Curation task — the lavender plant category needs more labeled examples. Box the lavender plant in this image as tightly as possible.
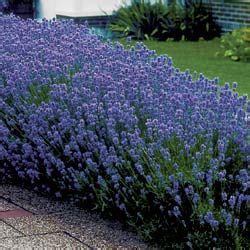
[0,15,249,248]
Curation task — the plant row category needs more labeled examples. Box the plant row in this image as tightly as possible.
[0,15,249,248]
[110,0,220,41]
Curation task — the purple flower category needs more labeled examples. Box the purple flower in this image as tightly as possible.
[232,82,237,89]
[111,174,120,183]
[208,199,214,206]
[225,213,232,226]
[119,203,126,211]
[146,175,152,182]
[185,185,194,196]
[218,170,226,181]
[173,163,179,170]
[55,192,62,198]
[125,176,133,183]
[221,192,227,201]
[193,193,200,204]
[126,36,132,43]
[204,211,219,229]
[135,164,144,175]
[234,218,239,227]
[174,195,182,205]
[195,171,204,181]
[236,194,245,210]
[169,175,175,183]
[172,206,181,217]
[228,195,236,209]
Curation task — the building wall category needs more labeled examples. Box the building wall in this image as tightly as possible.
[34,0,125,19]
[203,0,250,32]
[56,0,124,17]
[34,0,56,19]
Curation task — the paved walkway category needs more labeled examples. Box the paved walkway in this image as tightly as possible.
[0,184,148,249]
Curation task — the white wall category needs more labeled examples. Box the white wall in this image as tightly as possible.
[56,0,125,17]
[38,0,164,20]
[39,0,56,19]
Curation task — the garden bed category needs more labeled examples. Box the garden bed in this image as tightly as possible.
[0,15,249,248]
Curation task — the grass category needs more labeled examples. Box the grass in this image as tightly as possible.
[120,38,250,96]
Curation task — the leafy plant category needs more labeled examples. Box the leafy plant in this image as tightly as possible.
[110,0,182,41]
[161,0,184,41]
[182,0,221,41]
[219,27,250,62]
[110,0,220,41]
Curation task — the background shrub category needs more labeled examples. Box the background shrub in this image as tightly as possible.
[110,0,220,41]
[110,0,174,40]
[182,0,221,41]
[219,27,250,62]
[0,15,249,248]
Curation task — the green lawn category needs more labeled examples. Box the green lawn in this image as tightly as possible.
[121,39,250,96]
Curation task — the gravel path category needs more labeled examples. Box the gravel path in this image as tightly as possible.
[0,184,149,249]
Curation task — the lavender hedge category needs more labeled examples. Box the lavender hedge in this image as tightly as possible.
[0,15,249,248]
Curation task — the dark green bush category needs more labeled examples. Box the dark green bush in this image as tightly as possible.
[110,0,174,41]
[110,0,220,41]
[182,0,221,41]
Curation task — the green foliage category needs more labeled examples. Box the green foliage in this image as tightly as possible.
[110,0,173,41]
[110,0,220,41]
[182,0,221,41]
[219,27,250,62]
[186,230,241,249]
